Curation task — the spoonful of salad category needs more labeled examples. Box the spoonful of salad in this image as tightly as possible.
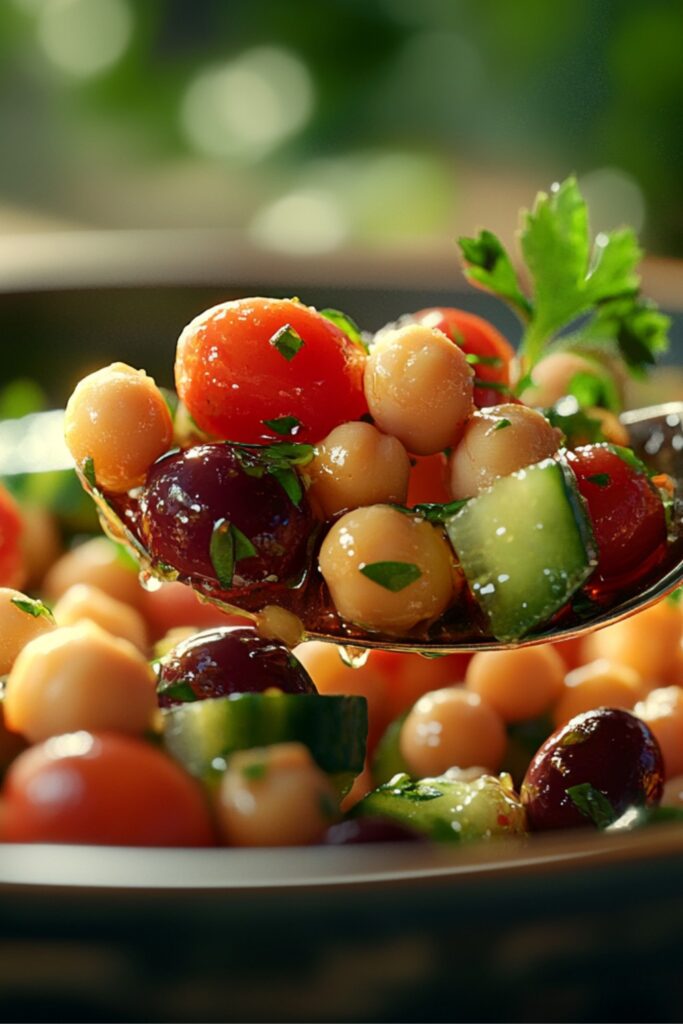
[61,178,681,653]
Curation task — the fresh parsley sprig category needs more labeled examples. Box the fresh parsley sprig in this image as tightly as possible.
[458,176,670,377]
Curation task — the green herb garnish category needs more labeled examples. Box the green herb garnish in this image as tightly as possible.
[209,519,258,589]
[82,455,97,489]
[473,378,510,394]
[262,416,302,437]
[494,418,512,432]
[359,561,422,592]
[232,441,314,506]
[586,473,611,488]
[158,680,198,703]
[544,400,605,446]
[319,308,367,351]
[269,324,304,361]
[10,596,55,622]
[566,782,617,828]
[241,761,267,781]
[464,352,503,368]
[567,370,619,412]
[385,773,444,802]
[412,498,469,523]
[459,176,670,376]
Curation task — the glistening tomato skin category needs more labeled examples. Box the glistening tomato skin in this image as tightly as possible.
[0,484,24,587]
[175,297,368,444]
[413,307,515,408]
[1,732,216,846]
[565,445,668,595]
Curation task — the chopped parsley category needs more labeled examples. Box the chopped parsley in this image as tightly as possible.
[359,561,422,592]
[10,596,55,622]
[473,378,510,394]
[262,416,302,437]
[319,308,367,351]
[269,324,304,361]
[494,418,512,432]
[82,455,97,489]
[586,473,611,488]
[209,518,257,590]
[464,353,503,368]
[158,680,198,703]
[566,782,617,828]
[232,441,313,507]
[241,761,268,781]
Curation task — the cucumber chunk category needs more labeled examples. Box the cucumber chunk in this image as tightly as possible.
[446,456,597,642]
[354,771,527,842]
[163,693,367,795]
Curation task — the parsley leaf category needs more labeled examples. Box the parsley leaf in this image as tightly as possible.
[269,324,304,361]
[319,308,367,351]
[494,418,512,432]
[158,680,199,703]
[586,473,611,488]
[359,561,422,592]
[209,519,257,590]
[82,455,97,489]
[566,782,617,828]
[473,378,510,394]
[458,229,532,320]
[231,442,313,506]
[411,498,469,523]
[262,416,301,437]
[10,596,55,622]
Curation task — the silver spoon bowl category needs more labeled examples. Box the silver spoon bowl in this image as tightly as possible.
[3,403,682,654]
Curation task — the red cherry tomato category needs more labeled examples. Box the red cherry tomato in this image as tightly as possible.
[406,453,451,506]
[142,580,250,643]
[175,297,368,444]
[0,485,24,587]
[413,307,515,408]
[2,732,216,846]
[566,445,668,594]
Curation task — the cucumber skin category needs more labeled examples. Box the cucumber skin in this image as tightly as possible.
[446,456,598,642]
[163,693,367,792]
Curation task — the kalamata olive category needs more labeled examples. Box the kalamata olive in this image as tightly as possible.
[321,816,425,844]
[156,625,317,707]
[139,443,316,605]
[521,707,664,831]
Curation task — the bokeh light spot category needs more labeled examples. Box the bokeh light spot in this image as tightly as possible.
[181,47,314,162]
[37,0,133,79]
[578,167,646,236]
[249,190,346,255]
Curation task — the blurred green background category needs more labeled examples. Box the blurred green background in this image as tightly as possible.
[1,0,682,259]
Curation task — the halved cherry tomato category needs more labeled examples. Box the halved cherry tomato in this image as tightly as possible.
[0,485,24,588]
[413,307,515,408]
[2,731,216,846]
[566,445,668,595]
[175,297,368,444]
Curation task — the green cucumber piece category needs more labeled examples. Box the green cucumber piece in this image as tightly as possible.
[163,693,367,795]
[446,456,597,642]
[371,712,410,786]
[354,772,527,842]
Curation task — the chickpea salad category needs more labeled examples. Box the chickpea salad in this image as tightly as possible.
[0,176,682,848]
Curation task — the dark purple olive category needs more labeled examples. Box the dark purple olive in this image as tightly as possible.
[138,443,316,602]
[156,625,317,707]
[521,707,664,831]
[321,816,425,845]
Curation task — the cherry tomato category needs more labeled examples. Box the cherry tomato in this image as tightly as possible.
[2,732,216,846]
[175,297,368,444]
[0,485,24,588]
[413,307,515,408]
[142,580,249,643]
[405,453,451,506]
[566,445,668,594]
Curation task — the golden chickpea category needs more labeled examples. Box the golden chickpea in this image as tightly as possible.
[216,743,338,846]
[634,686,683,779]
[448,404,562,500]
[581,600,682,688]
[304,421,411,520]
[4,621,157,744]
[43,537,144,609]
[53,583,148,653]
[318,505,458,635]
[0,587,56,676]
[364,324,474,455]
[64,362,173,493]
[465,645,565,723]
[400,686,506,777]
[19,503,62,590]
[519,351,617,408]
[553,659,645,727]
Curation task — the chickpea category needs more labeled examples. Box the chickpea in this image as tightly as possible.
[553,659,644,727]
[4,621,157,744]
[303,421,410,520]
[448,404,562,500]
[581,600,682,688]
[634,686,683,779]
[400,686,506,777]
[465,645,565,723]
[64,362,173,493]
[53,583,148,653]
[43,537,144,609]
[19,503,62,590]
[364,324,474,455]
[216,742,338,846]
[586,407,629,447]
[661,774,683,809]
[0,587,56,676]
[318,505,458,635]
[519,351,618,408]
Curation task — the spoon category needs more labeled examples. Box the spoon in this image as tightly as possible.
[2,403,682,654]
